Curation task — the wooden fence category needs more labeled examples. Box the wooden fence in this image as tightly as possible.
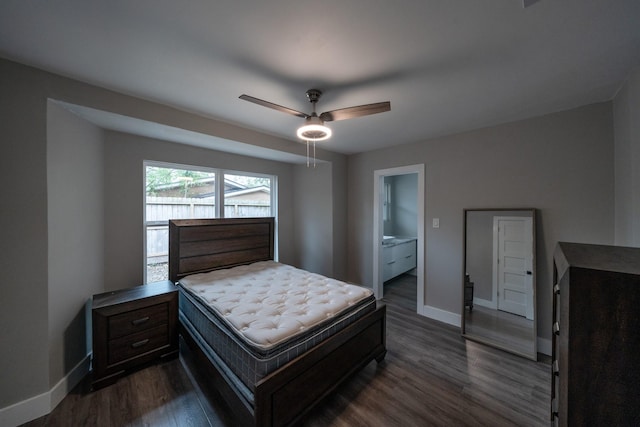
[146,197,270,264]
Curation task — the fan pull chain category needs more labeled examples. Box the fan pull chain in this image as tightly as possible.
[305,140,317,168]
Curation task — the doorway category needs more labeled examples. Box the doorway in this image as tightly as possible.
[373,164,424,314]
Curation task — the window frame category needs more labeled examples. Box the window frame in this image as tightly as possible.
[143,160,277,282]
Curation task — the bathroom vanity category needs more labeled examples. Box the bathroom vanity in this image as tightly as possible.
[382,238,417,282]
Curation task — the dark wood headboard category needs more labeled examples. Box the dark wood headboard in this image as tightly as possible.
[168,217,275,283]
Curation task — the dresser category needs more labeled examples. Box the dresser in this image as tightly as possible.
[92,280,179,389]
[551,242,640,426]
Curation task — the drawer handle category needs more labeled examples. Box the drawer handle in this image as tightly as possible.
[553,360,559,376]
[553,284,560,295]
[131,339,150,349]
[405,255,413,259]
[553,322,560,336]
[387,261,396,265]
[131,316,150,326]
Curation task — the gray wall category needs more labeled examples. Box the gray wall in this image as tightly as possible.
[347,102,615,342]
[292,163,333,277]
[330,154,349,281]
[0,57,347,419]
[290,157,349,281]
[0,59,50,410]
[614,68,640,247]
[47,101,104,386]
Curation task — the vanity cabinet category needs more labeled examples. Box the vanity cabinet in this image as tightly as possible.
[551,242,640,426]
[383,239,416,282]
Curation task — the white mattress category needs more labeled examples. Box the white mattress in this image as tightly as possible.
[179,260,374,352]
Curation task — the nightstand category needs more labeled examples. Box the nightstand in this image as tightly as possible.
[91,280,179,389]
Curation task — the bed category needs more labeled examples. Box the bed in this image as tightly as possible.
[169,217,386,427]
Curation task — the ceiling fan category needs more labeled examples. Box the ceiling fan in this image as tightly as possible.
[239,89,391,141]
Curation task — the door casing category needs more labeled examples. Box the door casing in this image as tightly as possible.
[373,164,424,314]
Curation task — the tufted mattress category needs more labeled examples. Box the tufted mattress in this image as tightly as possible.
[177,260,375,399]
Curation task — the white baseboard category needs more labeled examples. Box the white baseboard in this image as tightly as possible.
[0,354,91,427]
[420,304,461,328]
[0,390,50,427]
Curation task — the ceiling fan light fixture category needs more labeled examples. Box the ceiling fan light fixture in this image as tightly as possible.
[240,89,389,144]
[296,116,332,141]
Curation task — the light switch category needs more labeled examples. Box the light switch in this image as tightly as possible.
[433,218,440,228]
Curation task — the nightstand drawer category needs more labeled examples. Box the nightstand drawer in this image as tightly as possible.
[92,281,178,389]
[108,302,168,339]
[108,325,169,365]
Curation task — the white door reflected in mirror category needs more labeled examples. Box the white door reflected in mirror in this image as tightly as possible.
[462,208,537,361]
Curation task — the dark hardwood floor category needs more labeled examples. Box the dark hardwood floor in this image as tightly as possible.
[22,274,550,426]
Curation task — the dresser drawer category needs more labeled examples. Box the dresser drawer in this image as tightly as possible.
[108,324,170,365]
[108,302,168,339]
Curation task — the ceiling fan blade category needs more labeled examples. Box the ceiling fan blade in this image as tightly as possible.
[239,94,309,118]
[319,101,390,122]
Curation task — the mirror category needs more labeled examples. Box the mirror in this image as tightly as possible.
[462,208,537,360]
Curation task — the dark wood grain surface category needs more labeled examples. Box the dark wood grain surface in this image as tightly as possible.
[552,242,640,426]
[92,280,177,310]
[169,217,275,282]
[23,274,550,426]
[91,281,179,389]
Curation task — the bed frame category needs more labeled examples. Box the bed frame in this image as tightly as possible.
[169,217,386,427]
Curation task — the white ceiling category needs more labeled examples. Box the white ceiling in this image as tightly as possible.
[1,0,639,155]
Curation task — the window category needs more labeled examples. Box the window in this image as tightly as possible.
[383,181,392,222]
[144,163,275,282]
[223,173,272,218]
[145,165,217,282]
